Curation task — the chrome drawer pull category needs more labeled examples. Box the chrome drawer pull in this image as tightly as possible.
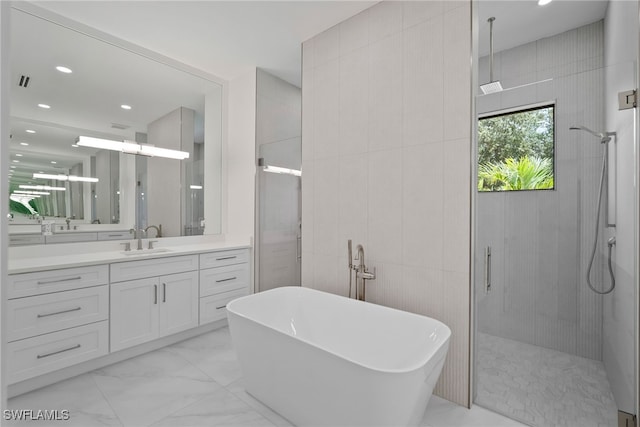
[216,305,227,310]
[154,285,158,304]
[37,276,82,285]
[37,344,81,359]
[108,234,123,237]
[37,307,81,318]
[216,256,237,261]
[163,283,166,303]
[215,277,237,283]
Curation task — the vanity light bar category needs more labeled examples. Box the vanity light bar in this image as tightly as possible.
[19,184,66,191]
[190,185,203,190]
[263,165,302,177]
[13,190,50,195]
[32,173,99,183]
[77,136,189,160]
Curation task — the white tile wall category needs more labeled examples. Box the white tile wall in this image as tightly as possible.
[301,0,472,407]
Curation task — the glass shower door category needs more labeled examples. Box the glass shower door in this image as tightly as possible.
[256,138,301,292]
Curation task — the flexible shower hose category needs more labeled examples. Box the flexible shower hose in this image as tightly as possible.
[586,148,616,294]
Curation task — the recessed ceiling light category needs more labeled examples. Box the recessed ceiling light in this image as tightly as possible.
[12,160,19,163]
[20,142,29,146]
[538,0,552,5]
[50,161,57,164]
[25,129,36,134]
[56,66,73,73]
[38,104,51,109]
[121,104,132,110]
[71,144,79,148]
[10,166,16,169]
[15,153,23,157]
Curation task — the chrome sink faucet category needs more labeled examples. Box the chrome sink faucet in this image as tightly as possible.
[65,217,71,230]
[129,228,146,250]
[145,224,162,238]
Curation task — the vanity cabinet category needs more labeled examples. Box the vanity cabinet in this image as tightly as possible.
[199,249,250,324]
[109,257,199,352]
[6,265,110,383]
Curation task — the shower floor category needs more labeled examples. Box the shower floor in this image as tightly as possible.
[476,332,618,427]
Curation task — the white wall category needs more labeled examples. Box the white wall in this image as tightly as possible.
[603,0,638,414]
[226,68,257,242]
[301,0,472,406]
[476,21,606,361]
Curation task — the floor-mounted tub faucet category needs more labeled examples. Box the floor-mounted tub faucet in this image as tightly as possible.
[348,242,376,301]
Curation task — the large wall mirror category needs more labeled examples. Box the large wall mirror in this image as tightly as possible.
[8,6,223,241]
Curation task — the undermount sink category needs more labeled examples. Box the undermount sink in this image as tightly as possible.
[121,247,172,256]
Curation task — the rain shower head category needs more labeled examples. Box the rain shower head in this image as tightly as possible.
[570,125,616,143]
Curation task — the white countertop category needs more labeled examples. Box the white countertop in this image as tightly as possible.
[9,238,251,275]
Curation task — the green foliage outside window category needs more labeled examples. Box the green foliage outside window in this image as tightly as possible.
[478,105,555,192]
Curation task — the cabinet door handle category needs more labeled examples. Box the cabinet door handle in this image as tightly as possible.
[216,305,227,310]
[37,344,81,359]
[216,256,237,261]
[215,277,237,283]
[154,285,158,304]
[37,276,82,285]
[163,283,166,303]
[37,307,81,318]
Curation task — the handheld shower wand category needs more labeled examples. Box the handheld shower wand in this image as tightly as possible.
[347,239,353,298]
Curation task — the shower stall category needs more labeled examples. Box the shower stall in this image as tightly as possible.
[473,2,638,426]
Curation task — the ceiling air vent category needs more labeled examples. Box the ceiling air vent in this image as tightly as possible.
[18,75,30,88]
[111,123,129,130]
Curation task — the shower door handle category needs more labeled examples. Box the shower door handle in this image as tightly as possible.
[484,246,492,293]
[296,236,302,262]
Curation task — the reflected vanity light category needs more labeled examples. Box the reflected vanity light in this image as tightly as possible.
[19,184,66,191]
[33,172,98,183]
[190,185,203,190]
[38,103,51,109]
[538,0,553,5]
[56,66,72,73]
[77,136,189,160]
[263,165,302,177]
[13,190,50,195]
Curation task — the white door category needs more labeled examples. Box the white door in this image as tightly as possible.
[159,271,199,337]
[110,277,159,351]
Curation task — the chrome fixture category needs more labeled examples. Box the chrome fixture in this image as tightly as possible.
[347,241,376,301]
[480,17,503,94]
[65,217,71,230]
[148,240,158,250]
[145,224,162,238]
[484,246,492,294]
[120,242,131,252]
[129,228,146,250]
[570,125,617,294]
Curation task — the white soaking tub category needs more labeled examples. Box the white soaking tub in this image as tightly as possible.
[226,286,451,426]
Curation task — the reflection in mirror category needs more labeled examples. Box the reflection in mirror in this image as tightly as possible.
[8,6,222,240]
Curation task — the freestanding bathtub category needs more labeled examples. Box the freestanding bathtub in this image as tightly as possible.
[226,286,451,426]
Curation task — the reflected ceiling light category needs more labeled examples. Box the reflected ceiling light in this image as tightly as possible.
[263,165,302,177]
[14,190,50,195]
[20,142,29,146]
[20,184,66,191]
[538,0,553,5]
[25,129,36,134]
[10,166,15,169]
[190,185,203,190]
[71,144,79,148]
[15,154,23,157]
[77,136,190,160]
[38,103,51,109]
[12,160,19,163]
[120,104,132,110]
[33,172,98,183]
[56,66,73,73]
[50,161,57,164]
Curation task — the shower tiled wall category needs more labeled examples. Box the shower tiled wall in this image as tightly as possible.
[301,1,472,406]
[476,21,606,360]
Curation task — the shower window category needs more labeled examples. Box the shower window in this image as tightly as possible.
[478,103,555,192]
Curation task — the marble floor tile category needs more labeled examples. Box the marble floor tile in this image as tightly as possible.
[91,349,222,426]
[476,332,618,427]
[6,373,122,426]
[163,327,243,386]
[423,396,528,427]
[226,378,295,427]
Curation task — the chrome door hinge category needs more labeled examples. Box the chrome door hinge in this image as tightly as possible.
[618,89,637,110]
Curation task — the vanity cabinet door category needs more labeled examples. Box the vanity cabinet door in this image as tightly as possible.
[110,277,160,352]
[158,271,199,337]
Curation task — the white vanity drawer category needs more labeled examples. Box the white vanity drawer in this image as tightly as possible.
[7,321,109,384]
[200,264,249,297]
[110,254,198,283]
[45,232,97,244]
[199,249,249,269]
[9,234,45,246]
[7,285,109,342]
[199,288,249,325]
[97,230,133,241]
[8,265,109,299]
